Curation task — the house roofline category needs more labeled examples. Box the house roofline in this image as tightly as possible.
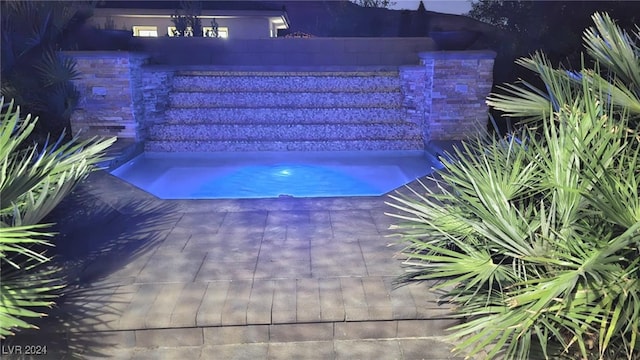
[93,8,286,18]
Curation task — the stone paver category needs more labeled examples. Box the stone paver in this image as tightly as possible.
[136,252,206,283]
[130,347,203,360]
[385,277,419,320]
[145,282,185,328]
[102,284,144,330]
[318,277,346,322]
[199,343,269,360]
[335,320,397,340]
[170,282,208,327]
[399,338,465,360]
[269,323,333,342]
[196,280,231,326]
[196,258,256,281]
[267,341,335,360]
[220,280,253,325]
[330,210,381,237]
[311,242,368,276]
[334,339,403,360]
[203,325,269,345]
[397,319,459,338]
[117,284,156,330]
[362,276,395,320]
[271,278,297,324]
[173,212,226,235]
[296,278,322,322]
[247,280,275,324]
[135,328,203,347]
[340,277,370,321]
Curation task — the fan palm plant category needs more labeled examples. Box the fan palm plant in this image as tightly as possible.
[387,12,640,360]
[0,97,114,337]
[0,0,93,142]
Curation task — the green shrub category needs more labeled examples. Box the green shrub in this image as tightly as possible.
[0,98,114,337]
[0,1,93,142]
[386,13,640,360]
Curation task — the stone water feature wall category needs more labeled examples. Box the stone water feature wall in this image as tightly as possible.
[147,69,420,152]
[69,52,147,140]
[66,48,495,148]
[419,51,496,140]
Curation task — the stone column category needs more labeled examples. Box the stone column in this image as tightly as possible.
[399,65,430,148]
[418,50,496,141]
[65,51,149,140]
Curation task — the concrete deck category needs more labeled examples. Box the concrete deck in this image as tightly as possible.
[4,163,467,359]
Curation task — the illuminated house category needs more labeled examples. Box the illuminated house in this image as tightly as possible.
[89,1,290,38]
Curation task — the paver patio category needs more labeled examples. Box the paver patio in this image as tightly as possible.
[4,157,468,359]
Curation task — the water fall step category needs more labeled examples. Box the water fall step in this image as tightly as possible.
[146,69,423,152]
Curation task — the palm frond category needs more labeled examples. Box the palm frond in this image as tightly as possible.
[0,96,114,337]
[35,49,81,88]
[387,12,640,359]
[584,12,640,93]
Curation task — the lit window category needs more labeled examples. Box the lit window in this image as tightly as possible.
[132,26,158,37]
[168,26,193,37]
[204,26,229,38]
[168,26,228,38]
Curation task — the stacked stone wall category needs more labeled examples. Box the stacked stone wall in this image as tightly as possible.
[399,66,429,147]
[68,52,148,140]
[419,51,496,140]
[138,67,174,141]
[65,48,496,145]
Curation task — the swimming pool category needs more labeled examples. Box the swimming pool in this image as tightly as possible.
[110,151,441,199]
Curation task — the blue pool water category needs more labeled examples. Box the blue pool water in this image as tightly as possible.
[110,151,441,199]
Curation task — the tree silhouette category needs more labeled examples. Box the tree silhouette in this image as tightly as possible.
[351,0,396,8]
